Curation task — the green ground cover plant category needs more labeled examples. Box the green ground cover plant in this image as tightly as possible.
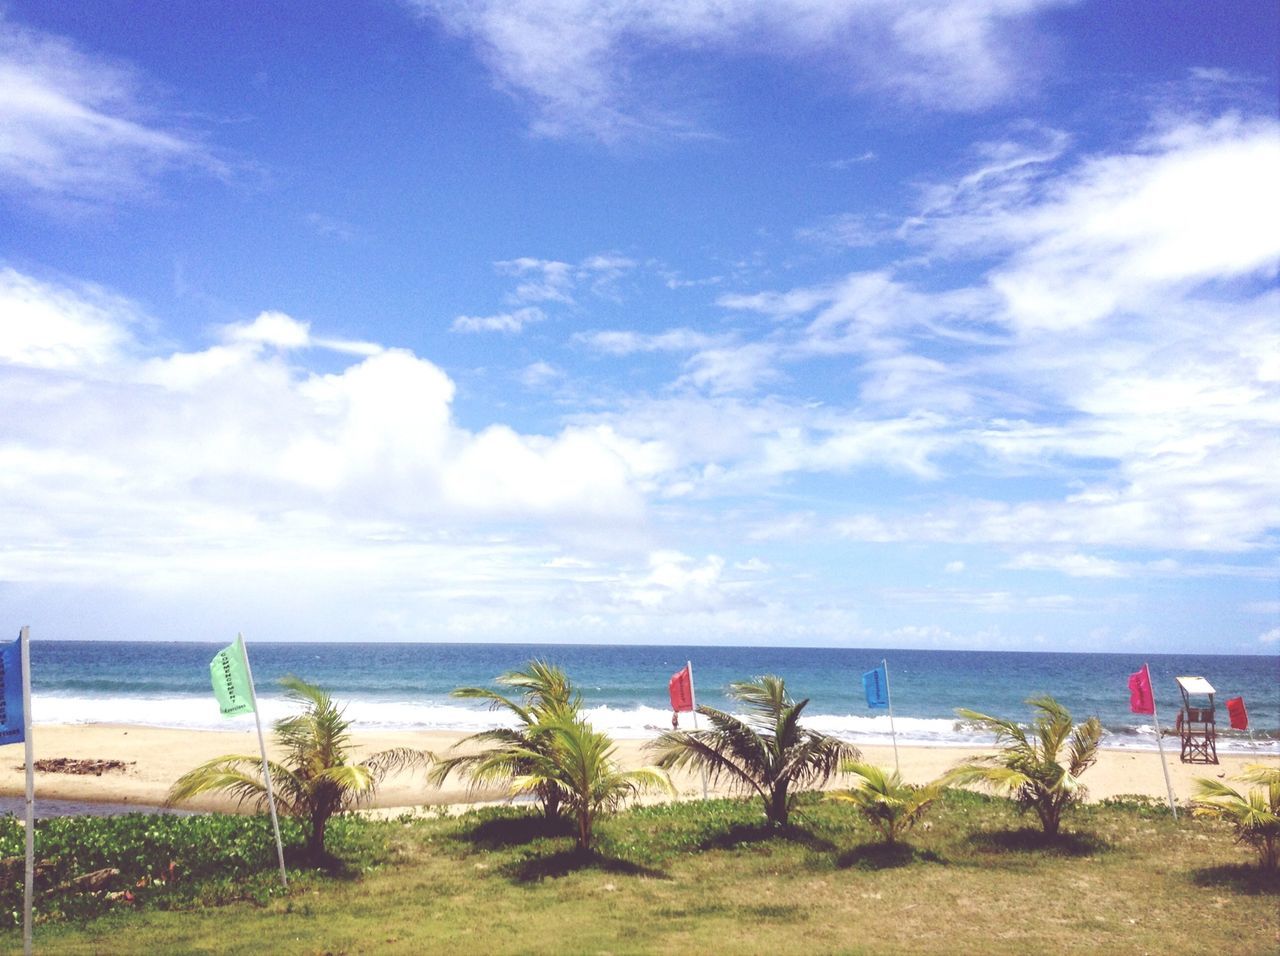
[6,788,1276,954]
[0,810,389,928]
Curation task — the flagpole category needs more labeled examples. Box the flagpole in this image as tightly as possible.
[1145,664,1177,821]
[20,627,33,956]
[688,660,707,800]
[239,635,288,888]
[882,658,899,776]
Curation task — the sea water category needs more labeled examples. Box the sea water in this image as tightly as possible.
[20,641,1278,755]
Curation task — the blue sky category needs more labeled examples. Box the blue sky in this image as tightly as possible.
[1,1,1277,652]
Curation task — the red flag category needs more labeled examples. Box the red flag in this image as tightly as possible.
[1226,696,1248,731]
[668,664,694,713]
[1128,665,1154,715]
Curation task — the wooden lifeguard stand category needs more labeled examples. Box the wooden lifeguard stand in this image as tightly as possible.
[1174,675,1217,764]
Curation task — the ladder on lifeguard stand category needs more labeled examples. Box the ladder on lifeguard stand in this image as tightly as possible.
[1174,675,1218,764]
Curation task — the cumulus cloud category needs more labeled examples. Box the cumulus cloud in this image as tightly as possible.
[0,267,136,368]
[0,269,673,607]
[0,16,222,207]
[613,551,730,611]
[407,0,1069,142]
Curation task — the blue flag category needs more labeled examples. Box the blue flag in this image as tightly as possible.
[0,634,24,746]
[863,664,889,709]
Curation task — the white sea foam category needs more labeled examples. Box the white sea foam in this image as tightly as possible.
[28,693,1277,755]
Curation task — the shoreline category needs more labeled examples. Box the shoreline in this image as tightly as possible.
[3,723,1276,815]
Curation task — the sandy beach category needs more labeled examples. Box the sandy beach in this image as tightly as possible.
[2,723,1273,814]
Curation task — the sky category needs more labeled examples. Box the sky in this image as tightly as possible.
[1,1,1277,653]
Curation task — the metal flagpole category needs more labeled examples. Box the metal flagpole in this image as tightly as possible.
[1145,663,1177,821]
[688,660,707,800]
[882,658,899,776]
[20,626,33,956]
[239,635,289,887]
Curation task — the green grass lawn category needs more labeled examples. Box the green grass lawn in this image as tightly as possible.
[6,791,1278,955]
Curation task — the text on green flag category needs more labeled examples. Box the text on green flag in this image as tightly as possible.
[210,636,255,717]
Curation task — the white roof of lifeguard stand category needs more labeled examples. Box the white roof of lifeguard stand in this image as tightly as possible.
[1175,676,1215,695]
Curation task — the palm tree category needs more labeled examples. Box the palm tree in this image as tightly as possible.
[649,675,859,829]
[945,696,1102,837]
[1193,764,1280,871]
[428,660,580,819]
[830,762,944,845]
[505,716,674,852]
[167,676,429,861]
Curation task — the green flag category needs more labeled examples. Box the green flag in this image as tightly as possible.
[210,635,255,718]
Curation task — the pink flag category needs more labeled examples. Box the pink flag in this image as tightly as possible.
[1226,696,1248,731]
[1128,665,1154,715]
[668,664,694,713]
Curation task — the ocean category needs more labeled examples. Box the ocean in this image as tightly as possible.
[19,641,1279,755]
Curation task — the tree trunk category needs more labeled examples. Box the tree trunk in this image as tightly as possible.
[1038,799,1061,837]
[309,811,328,861]
[542,787,561,821]
[767,782,790,828]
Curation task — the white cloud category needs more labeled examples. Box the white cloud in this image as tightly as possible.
[0,267,135,368]
[795,212,889,249]
[0,269,668,594]
[679,342,781,395]
[498,257,576,304]
[944,560,965,574]
[680,110,1280,555]
[1007,552,1126,578]
[1259,627,1280,646]
[304,212,357,241]
[614,551,730,610]
[223,311,312,350]
[578,328,722,355]
[908,115,1280,332]
[520,360,561,388]
[823,151,877,170]
[0,17,222,207]
[451,306,546,333]
[456,254,641,331]
[407,0,1069,142]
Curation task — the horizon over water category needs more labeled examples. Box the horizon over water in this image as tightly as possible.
[20,641,1279,756]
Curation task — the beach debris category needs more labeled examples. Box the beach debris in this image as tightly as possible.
[2,856,55,884]
[14,758,135,776]
[50,867,121,895]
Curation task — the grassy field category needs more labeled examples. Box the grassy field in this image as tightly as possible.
[6,791,1278,955]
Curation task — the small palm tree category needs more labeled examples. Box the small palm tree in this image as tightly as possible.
[505,716,674,852]
[945,696,1102,837]
[167,676,429,861]
[428,660,580,819]
[830,762,944,845]
[1193,764,1280,871]
[649,675,859,829]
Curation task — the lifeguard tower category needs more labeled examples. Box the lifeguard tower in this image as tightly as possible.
[1174,675,1217,764]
